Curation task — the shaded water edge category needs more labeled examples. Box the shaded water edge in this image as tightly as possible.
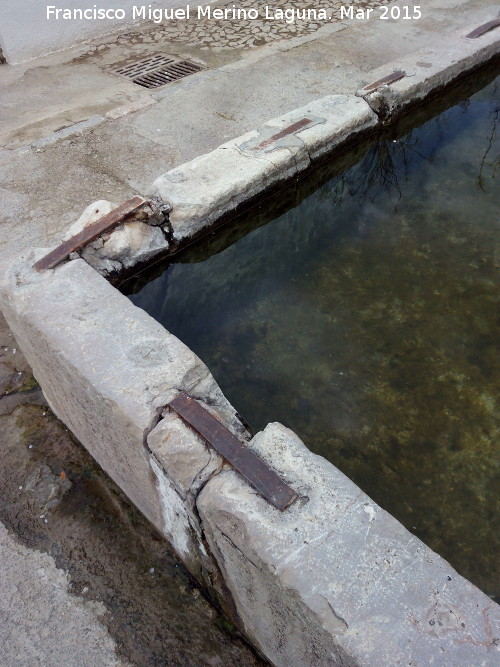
[122,69,500,600]
[120,58,500,283]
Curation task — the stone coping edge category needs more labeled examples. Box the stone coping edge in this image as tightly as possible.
[356,6,500,119]
[146,16,499,254]
[0,253,498,666]
[26,17,499,281]
[149,94,378,246]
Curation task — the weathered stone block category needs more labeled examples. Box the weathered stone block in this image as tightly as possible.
[0,254,243,537]
[63,199,116,238]
[81,220,168,274]
[263,95,378,161]
[148,411,223,501]
[147,411,224,582]
[150,141,302,243]
[198,423,500,666]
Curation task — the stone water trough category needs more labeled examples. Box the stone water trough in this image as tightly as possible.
[1,24,499,667]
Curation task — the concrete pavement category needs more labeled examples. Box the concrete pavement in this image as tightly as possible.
[0,522,126,667]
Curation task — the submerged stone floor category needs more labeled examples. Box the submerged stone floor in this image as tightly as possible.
[0,0,498,662]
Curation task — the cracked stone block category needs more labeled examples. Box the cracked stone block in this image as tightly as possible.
[150,140,302,243]
[283,95,378,160]
[148,411,223,501]
[198,422,500,666]
[147,412,224,583]
[230,121,312,168]
[149,455,207,573]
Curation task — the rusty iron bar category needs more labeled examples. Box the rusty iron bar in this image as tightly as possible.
[363,70,406,92]
[33,196,147,272]
[168,392,299,511]
[465,18,500,39]
[256,118,313,150]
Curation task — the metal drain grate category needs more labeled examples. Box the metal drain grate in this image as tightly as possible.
[112,54,204,89]
[134,60,203,88]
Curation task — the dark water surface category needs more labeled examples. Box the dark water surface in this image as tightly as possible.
[124,75,499,598]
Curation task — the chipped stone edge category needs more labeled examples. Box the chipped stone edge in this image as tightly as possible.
[33,197,172,279]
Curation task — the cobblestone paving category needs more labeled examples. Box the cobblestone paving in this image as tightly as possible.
[88,0,394,53]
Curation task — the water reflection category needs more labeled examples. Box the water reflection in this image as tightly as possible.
[125,76,499,599]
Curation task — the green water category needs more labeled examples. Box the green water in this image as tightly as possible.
[124,75,499,598]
